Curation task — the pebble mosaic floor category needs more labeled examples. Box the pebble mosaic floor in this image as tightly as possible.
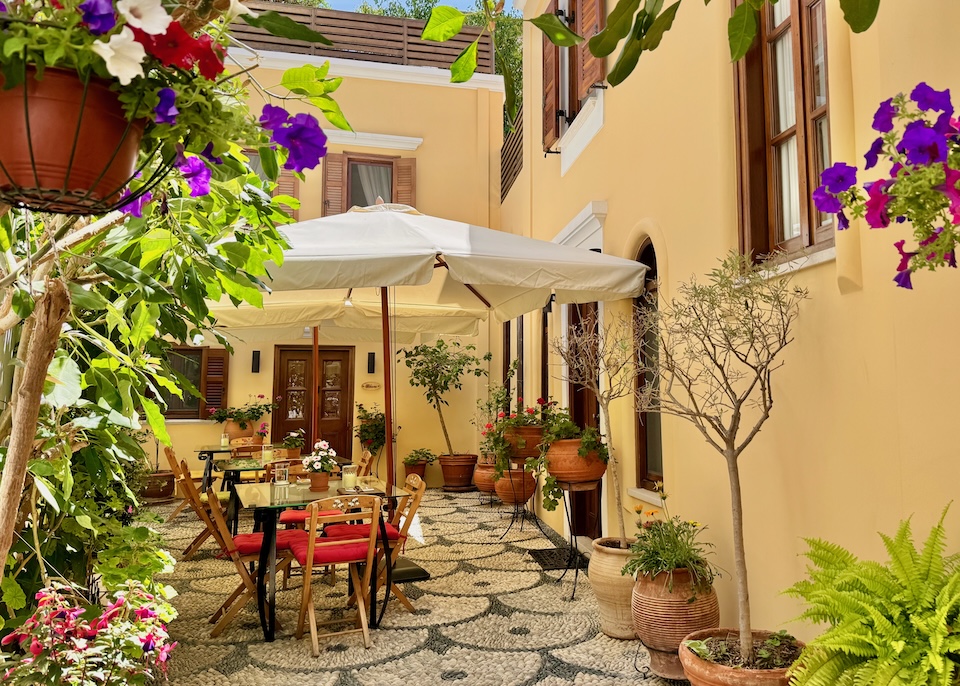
[154,490,674,686]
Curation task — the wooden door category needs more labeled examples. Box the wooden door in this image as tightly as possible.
[567,303,601,539]
[273,347,354,459]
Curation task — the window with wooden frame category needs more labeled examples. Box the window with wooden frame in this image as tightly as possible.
[321,152,417,215]
[542,0,605,151]
[160,347,229,419]
[246,151,300,220]
[635,241,662,490]
[734,0,830,258]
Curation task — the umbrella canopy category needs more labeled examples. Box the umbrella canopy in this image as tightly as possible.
[266,205,647,321]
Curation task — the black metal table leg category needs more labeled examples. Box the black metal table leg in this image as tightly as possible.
[255,508,279,641]
[199,451,214,493]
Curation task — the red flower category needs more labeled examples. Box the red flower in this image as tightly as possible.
[517,397,523,404]
[133,25,225,80]
[536,397,546,405]
[193,33,226,80]
[525,407,535,414]
[509,413,517,419]
[497,411,505,418]
[484,423,493,429]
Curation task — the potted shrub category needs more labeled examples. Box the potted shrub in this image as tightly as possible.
[785,508,956,686]
[207,394,278,440]
[300,440,338,492]
[529,410,608,512]
[635,253,807,680]
[403,448,437,479]
[623,484,720,680]
[355,403,388,457]
[399,339,491,492]
[277,427,305,460]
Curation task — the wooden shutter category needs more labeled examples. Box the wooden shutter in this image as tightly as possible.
[321,152,348,216]
[393,157,417,207]
[274,169,299,221]
[201,348,229,417]
[575,0,606,101]
[542,0,561,151]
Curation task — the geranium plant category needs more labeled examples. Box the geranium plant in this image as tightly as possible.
[255,421,269,439]
[301,440,338,474]
[281,428,305,449]
[814,82,960,289]
[0,582,177,685]
[354,403,387,456]
[206,394,278,428]
[525,408,608,510]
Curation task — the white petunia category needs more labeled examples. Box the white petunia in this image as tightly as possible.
[226,0,257,20]
[90,28,145,86]
[117,0,172,35]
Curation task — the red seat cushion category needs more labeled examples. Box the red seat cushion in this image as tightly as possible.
[289,536,372,566]
[323,522,402,541]
[279,508,341,525]
[230,529,309,555]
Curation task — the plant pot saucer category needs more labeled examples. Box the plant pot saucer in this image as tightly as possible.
[442,484,478,492]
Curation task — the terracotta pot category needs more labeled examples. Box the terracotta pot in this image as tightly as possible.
[439,454,478,492]
[504,425,544,459]
[588,537,636,639]
[679,629,802,686]
[477,452,497,466]
[309,472,330,492]
[0,67,144,213]
[224,420,256,441]
[545,439,607,482]
[404,462,427,479]
[274,447,301,460]
[140,471,176,501]
[473,463,497,493]
[632,570,720,680]
[494,468,536,504]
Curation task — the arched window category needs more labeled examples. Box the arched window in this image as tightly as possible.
[636,241,662,490]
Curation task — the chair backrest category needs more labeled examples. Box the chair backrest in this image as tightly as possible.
[164,447,184,479]
[230,437,263,460]
[263,459,305,482]
[356,450,374,477]
[393,474,427,538]
[302,496,381,576]
[205,488,251,571]
[179,460,226,547]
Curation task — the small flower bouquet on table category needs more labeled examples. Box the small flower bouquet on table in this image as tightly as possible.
[301,440,338,491]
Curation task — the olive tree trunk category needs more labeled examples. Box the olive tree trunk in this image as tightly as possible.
[725,447,753,659]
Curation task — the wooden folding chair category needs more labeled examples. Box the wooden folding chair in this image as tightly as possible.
[356,449,374,477]
[293,496,382,655]
[205,488,301,637]
[165,449,225,560]
[165,448,228,522]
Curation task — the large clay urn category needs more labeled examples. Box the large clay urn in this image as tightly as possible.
[632,569,720,679]
[679,629,802,686]
[588,538,635,639]
[439,454,478,492]
[504,425,544,459]
[545,439,607,482]
[493,468,536,504]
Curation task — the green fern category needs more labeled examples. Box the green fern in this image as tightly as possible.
[787,506,960,686]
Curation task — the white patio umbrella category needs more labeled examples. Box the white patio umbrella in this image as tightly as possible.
[251,204,649,489]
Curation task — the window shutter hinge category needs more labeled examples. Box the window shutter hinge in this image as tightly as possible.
[554,8,573,24]
[544,149,561,156]
[591,83,608,90]
[557,109,574,125]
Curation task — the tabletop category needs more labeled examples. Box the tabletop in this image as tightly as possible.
[234,477,405,510]
[214,458,266,472]
[195,445,236,454]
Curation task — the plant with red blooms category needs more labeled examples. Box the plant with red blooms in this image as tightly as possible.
[0,582,177,685]
[814,82,960,289]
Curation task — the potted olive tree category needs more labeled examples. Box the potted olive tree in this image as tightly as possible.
[399,339,491,492]
[635,253,807,684]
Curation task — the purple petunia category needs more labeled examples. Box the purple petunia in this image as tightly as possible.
[893,269,913,289]
[873,98,897,133]
[821,162,858,194]
[837,209,850,230]
[941,165,960,223]
[899,120,948,166]
[812,185,842,214]
[894,239,917,272]
[178,156,211,197]
[0,3,7,12]
[118,189,152,217]
[864,137,884,170]
[153,88,178,125]
[865,179,893,229]
[934,111,958,137]
[200,142,223,165]
[911,82,953,114]
[259,104,289,132]
[272,113,328,173]
[79,0,116,35]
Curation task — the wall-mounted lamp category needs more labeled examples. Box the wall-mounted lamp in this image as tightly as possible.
[251,350,261,373]
[367,352,376,374]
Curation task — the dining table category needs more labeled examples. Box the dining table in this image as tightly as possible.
[232,476,406,642]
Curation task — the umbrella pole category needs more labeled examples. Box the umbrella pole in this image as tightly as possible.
[381,287,395,492]
[312,326,319,447]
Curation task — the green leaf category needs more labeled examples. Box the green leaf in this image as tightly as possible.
[2,37,27,59]
[307,94,353,131]
[142,397,170,445]
[1,578,25,611]
[258,146,279,182]
[608,13,645,86]
[421,6,467,42]
[240,11,333,45]
[839,0,880,32]
[530,12,585,47]
[93,256,173,303]
[11,287,34,319]
[727,2,758,61]
[74,514,95,531]
[32,476,60,513]
[640,0,681,51]
[588,0,642,58]
[67,282,108,311]
[44,355,82,408]
[450,39,479,83]
[27,460,55,478]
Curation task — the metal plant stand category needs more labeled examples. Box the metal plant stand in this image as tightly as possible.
[555,478,602,599]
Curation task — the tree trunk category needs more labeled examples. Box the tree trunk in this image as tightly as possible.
[435,403,454,457]
[600,399,627,545]
[724,448,753,661]
[0,280,70,580]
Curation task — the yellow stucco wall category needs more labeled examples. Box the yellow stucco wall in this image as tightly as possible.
[501,0,960,639]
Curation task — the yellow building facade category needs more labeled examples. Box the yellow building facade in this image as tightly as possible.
[499,0,960,638]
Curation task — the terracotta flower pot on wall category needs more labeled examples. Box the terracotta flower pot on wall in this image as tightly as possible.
[493,469,536,504]
[504,426,544,459]
[588,537,636,639]
[678,629,801,686]
[274,447,301,461]
[439,454,478,492]
[309,472,330,492]
[545,438,607,482]
[632,570,720,680]
[0,68,144,213]
[224,420,256,441]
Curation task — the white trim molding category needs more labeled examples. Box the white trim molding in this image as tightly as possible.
[325,130,423,151]
[558,90,604,176]
[229,49,505,92]
[552,200,607,250]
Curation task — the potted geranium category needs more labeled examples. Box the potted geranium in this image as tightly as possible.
[399,339,491,492]
[277,427,305,460]
[207,394,278,440]
[355,403,387,456]
[0,0,341,214]
[623,484,720,680]
[528,410,608,511]
[402,448,436,480]
[301,439,338,492]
